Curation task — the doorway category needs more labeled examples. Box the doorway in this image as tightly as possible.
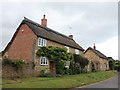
[49,61,55,73]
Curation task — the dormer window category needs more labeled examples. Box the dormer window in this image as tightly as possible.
[65,46,69,53]
[38,37,47,46]
[75,49,79,54]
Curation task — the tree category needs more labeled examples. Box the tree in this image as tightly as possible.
[36,46,73,74]
[74,54,89,73]
[114,60,120,71]
[108,57,115,70]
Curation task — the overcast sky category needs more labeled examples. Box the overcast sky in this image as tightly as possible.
[0,1,118,60]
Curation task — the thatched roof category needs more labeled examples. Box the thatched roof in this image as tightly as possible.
[84,47,108,59]
[3,17,84,54]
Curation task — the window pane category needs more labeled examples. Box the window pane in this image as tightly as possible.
[41,39,43,46]
[42,39,46,46]
[44,57,46,64]
[38,38,42,46]
[43,39,45,46]
[75,49,79,54]
[40,57,43,64]
[46,58,48,64]
[38,37,47,47]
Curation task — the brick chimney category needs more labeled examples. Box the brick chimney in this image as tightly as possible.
[93,43,96,50]
[41,15,47,27]
[68,35,73,39]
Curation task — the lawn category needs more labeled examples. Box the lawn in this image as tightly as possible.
[2,70,117,88]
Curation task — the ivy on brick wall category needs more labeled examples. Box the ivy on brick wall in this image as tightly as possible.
[36,46,73,74]
[3,58,25,70]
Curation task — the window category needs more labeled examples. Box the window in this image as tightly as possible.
[75,49,79,54]
[65,61,70,68]
[38,37,47,46]
[65,46,69,53]
[40,57,48,65]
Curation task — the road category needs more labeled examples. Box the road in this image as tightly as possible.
[76,73,119,89]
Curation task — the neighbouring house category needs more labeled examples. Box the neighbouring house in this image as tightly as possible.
[2,15,84,78]
[84,44,109,72]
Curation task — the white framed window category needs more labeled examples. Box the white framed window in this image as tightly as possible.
[65,61,70,68]
[65,46,70,53]
[75,49,79,54]
[40,57,48,65]
[38,37,47,46]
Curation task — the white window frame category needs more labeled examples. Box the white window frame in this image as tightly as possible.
[38,37,47,47]
[75,49,79,54]
[40,57,48,65]
[65,46,70,53]
[65,61,70,68]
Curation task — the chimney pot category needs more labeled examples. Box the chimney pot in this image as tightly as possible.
[93,43,96,50]
[69,35,73,39]
[41,15,47,27]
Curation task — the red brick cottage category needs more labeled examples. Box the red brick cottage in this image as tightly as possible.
[2,15,84,78]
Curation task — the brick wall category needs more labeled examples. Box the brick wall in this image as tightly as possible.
[2,63,39,78]
[3,24,37,63]
[33,37,84,74]
[2,23,84,78]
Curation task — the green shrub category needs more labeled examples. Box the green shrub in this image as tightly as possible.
[44,72,55,77]
[40,69,55,77]
[69,62,81,74]
[3,58,25,70]
[40,69,46,77]
[115,65,120,71]
[91,61,96,72]
[109,60,115,70]
[74,54,89,70]
[64,68,70,75]
[82,67,88,73]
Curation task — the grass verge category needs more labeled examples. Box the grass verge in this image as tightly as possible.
[2,70,117,88]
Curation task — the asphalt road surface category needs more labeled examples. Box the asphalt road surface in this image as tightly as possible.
[77,73,119,88]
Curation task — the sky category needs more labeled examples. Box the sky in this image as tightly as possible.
[0,0,118,60]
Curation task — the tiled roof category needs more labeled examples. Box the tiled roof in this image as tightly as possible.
[85,47,108,59]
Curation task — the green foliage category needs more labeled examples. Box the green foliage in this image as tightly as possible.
[36,46,73,61]
[108,59,115,70]
[69,62,80,74]
[69,62,76,75]
[3,58,25,70]
[73,54,89,74]
[114,60,120,71]
[40,69,46,77]
[74,54,89,69]
[36,46,73,74]
[2,71,116,88]
[55,60,66,74]
[40,69,55,77]
[82,66,88,73]
[91,61,96,72]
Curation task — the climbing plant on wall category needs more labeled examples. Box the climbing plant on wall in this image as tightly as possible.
[3,58,25,70]
[36,46,73,74]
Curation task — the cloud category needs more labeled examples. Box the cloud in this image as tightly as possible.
[1,2,118,59]
[95,36,118,60]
